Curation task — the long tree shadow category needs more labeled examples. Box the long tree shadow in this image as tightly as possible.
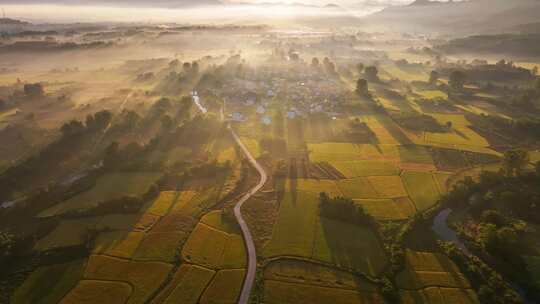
[374,114,414,146]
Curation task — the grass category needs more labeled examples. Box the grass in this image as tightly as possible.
[133,232,186,262]
[12,259,86,304]
[60,280,133,304]
[396,250,471,290]
[200,269,245,304]
[402,171,441,211]
[162,265,215,304]
[84,255,172,304]
[416,90,447,99]
[34,217,101,251]
[39,172,161,217]
[93,231,145,259]
[263,280,384,304]
[367,176,407,198]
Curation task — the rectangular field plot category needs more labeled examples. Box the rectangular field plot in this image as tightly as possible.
[264,259,379,291]
[39,172,161,217]
[181,221,246,269]
[34,217,101,251]
[337,178,378,199]
[146,191,177,216]
[400,287,479,304]
[424,114,489,148]
[402,171,441,211]
[84,255,172,304]
[312,217,388,276]
[367,176,408,198]
[263,280,384,304]
[60,280,133,304]
[354,199,413,221]
[93,231,145,259]
[398,145,434,165]
[309,143,362,162]
[331,160,400,178]
[161,265,215,304]
[200,269,245,304]
[263,189,320,258]
[12,259,86,304]
[396,250,471,290]
[133,232,186,263]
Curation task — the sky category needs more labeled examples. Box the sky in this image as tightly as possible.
[0,0,416,23]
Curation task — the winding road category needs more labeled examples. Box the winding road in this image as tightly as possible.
[192,92,267,304]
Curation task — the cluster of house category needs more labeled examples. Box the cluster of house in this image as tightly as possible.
[214,66,347,124]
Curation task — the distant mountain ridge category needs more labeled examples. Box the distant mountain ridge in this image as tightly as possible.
[365,0,540,35]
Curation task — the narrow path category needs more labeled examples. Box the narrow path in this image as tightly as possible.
[192,93,267,304]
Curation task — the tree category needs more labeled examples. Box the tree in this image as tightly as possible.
[311,57,320,68]
[446,121,453,130]
[87,110,112,131]
[356,78,369,96]
[449,70,466,91]
[60,120,85,137]
[357,63,364,74]
[364,66,379,82]
[24,83,44,98]
[0,231,15,261]
[429,70,440,85]
[532,66,538,76]
[503,149,529,177]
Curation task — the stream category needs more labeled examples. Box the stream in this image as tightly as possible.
[432,208,532,303]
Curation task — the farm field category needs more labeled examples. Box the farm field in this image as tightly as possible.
[38,172,161,217]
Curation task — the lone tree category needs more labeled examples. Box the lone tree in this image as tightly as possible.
[356,78,369,96]
[503,149,529,177]
[357,63,365,74]
[311,57,320,68]
[364,66,379,82]
[24,83,44,98]
[449,70,466,91]
[429,70,440,85]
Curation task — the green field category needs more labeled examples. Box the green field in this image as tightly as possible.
[12,259,86,304]
[39,172,161,217]
[402,171,441,211]
[264,180,388,275]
